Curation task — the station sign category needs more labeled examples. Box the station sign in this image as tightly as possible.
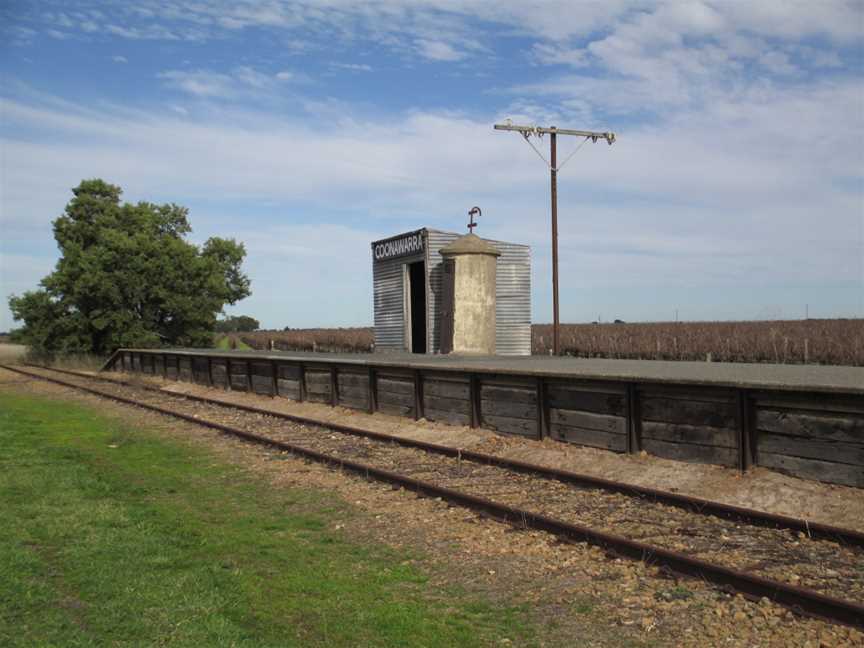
[371,229,425,262]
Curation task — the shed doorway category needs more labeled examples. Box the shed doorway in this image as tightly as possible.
[407,261,427,353]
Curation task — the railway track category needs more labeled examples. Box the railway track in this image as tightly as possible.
[4,363,864,629]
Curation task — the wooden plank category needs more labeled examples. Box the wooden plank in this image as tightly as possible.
[641,421,737,448]
[339,396,369,411]
[550,425,626,452]
[641,396,736,429]
[754,392,864,416]
[757,432,864,467]
[638,384,734,402]
[421,370,469,384]
[423,380,470,400]
[548,379,627,395]
[278,364,301,380]
[305,371,332,389]
[480,399,537,420]
[479,374,536,388]
[229,361,247,375]
[276,379,300,400]
[641,438,737,467]
[229,374,248,391]
[178,358,192,381]
[251,374,274,396]
[424,395,471,416]
[481,384,537,404]
[306,385,332,398]
[547,387,626,416]
[550,409,626,435]
[378,391,415,408]
[250,361,272,377]
[483,414,538,438]
[425,407,470,427]
[338,385,369,401]
[377,378,414,395]
[758,452,864,488]
[338,372,369,389]
[756,410,864,444]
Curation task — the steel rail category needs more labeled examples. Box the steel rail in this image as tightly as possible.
[24,363,864,549]
[4,363,864,629]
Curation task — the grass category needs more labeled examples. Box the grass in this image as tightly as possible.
[0,390,536,647]
[215,335,253,351]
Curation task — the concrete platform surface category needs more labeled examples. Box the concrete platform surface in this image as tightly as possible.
[121,348,864,395]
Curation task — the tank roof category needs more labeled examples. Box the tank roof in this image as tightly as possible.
[438,233,501,257]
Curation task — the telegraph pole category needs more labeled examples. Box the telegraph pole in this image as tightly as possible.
[550,129,559,356]
[494,123,616,355]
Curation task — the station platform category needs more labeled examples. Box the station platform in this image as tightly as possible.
[121,348,864,395]
[107,348,864,488]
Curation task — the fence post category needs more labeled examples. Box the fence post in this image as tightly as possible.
[368,367,377,414]
[330,366,338,407]
[626,383,641,454]
[469,374,481,429]
[736,390,754,472]
[536,377,548,440]
[414,369,424,421]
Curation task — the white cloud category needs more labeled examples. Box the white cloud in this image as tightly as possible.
[158,69,237,97]
[157,66,300,97]
[330,62,373,72]
[530,43,588,67]
[415,39,465,62]
[112,54,128,64]
[759,50,798,76]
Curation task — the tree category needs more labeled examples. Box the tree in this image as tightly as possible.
[9,179,251,355]
[214,315,260,333]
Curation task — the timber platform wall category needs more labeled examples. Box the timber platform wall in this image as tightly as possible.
[110,350,864,488]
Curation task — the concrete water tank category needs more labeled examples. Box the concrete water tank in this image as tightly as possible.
[438,233,501,355]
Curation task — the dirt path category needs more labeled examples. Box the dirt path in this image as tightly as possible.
[3,367,862,647]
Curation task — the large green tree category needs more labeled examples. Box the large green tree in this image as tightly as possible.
[9,179,250,354]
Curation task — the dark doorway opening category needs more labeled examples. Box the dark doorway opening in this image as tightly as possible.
[408,261,426,353]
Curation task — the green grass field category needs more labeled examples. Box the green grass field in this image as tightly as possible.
[0,390,534,647]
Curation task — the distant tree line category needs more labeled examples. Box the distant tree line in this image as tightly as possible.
[215,315,260,333]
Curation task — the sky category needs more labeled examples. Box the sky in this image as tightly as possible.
[1,0,862,331]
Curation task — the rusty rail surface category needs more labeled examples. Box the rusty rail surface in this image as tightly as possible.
[34,363,864,549]
[3,362,864,629]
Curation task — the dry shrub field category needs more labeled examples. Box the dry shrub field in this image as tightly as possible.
[225,319,863,366]
[533,319,863,365]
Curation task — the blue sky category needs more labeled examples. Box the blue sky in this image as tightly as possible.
[1,1,862,330]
